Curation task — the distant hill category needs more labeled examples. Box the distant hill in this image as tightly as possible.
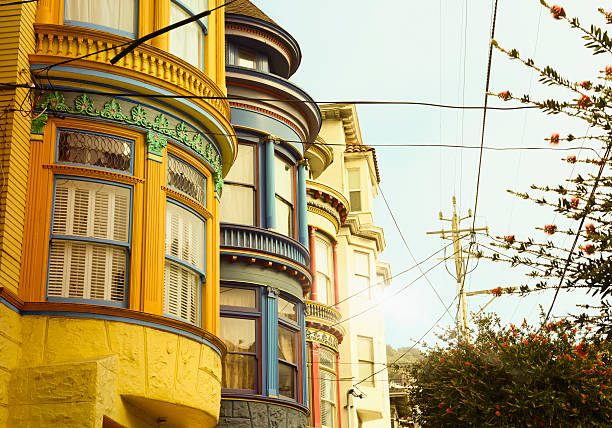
[386,344,422,385]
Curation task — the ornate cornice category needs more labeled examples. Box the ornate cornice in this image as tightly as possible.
[306,183,349,225]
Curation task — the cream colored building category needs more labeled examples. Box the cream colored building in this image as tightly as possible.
[305,104,392,428]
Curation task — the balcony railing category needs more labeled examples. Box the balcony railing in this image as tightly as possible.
[304,300,341,325]
[220,224,310,268]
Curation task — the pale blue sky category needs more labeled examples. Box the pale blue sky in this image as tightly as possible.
[251,0,609,348]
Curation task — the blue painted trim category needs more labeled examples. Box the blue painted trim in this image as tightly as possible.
[166,197,207,274]
[231,107,302,146]
[260,287,268,394]
[165,254,206,279]
[27,69,231,158]
[50,235,130,248]
[0,296,20,314]
[63,0,139,39]
[47,175,133,306]
[297,164,308,249]
[55,127,135,174]
[300,302,307,405]
[47,296,127,308]
[11,307,222,357]
[147,156,163,164]
[219,250,311,278]
[264,138,275,229]
[266,289,279,397]
[167,153,207,208]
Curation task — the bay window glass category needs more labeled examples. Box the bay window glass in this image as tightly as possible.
[357,336,375,387]
[275,155,294,237]
[348,168,362,212]
[220,287,256,308]
[315,237,334,305]
[57,129,132,173]
[48,178,130,305]
[354,250,370,297]
[167,155,207,206]
[220,316,257,391]
[278,325,298,399]
[164,201,205,325]
[221,144,256,225]
[319,347,338,428]
[169,0,206,69]
[64,0,136,37]
[278,296,297,322]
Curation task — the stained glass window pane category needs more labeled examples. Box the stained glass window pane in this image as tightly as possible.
[57,130,132,172]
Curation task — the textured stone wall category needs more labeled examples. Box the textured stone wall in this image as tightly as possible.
[217,399,307,428]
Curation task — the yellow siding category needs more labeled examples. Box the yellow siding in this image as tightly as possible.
[0,2,36,294]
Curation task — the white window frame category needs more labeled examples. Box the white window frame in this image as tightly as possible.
[347,167,362,212]
[357,335,375,387]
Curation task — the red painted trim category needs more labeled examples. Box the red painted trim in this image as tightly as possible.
[332,240,340,310]
[336,353,342,428]
[309,226,317,300]
[311,342,322,427]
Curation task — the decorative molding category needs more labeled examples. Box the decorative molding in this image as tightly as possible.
[31,113,48,133]
[306,204,340,233]
[306,328,339,352]
[226,23,292,61]
[43,164,145,184]
[229,102,305,142]
[36,91,224,192]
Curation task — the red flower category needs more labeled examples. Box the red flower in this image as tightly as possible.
[550,5,566,19]
[582,244,595,255]
[513,332,517,337]
[567,155,577,163]
[570,198,579,209]
[446,408,452,413]
[438,403,444,409]
[495,410,501,417]
[585,223,596,235]
[581,393,586,399]
[575,342,588,357]
[440,357,445,362]
[504,235,515,245]
[580,81,592,89]
[544,224,557,235]
[491,286,503,296]
[498,90,512,101]
[496,405,500,410]
[550,133,560,144]
[606,12,612,24]
[606,66,612,77]
[577,95,591,108]
[465,361,471,366]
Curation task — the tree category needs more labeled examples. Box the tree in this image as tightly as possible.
[476,2,612,332]
[406,315,612,427]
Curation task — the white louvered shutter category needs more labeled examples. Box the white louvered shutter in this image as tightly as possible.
[164,202,205,325]
[320,370,335,427]
[48,179,130,302]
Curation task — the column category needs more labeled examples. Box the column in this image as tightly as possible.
[297,160,308,248]
[309,226,317,301]
[264,136,276,229]
[266,287,279,397]
[333,240,340,310]
[336,352,342,428]
[311,343,321,427]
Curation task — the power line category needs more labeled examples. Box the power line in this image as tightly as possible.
[352,295,458,388]
[378,184,455,323]
[0,83,539,110]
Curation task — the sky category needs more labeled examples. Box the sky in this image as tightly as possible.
[250,0,609,349]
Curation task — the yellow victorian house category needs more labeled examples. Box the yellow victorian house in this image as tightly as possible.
[0,1,236,426]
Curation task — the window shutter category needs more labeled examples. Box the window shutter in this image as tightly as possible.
[164,260,200,325]
[49,179,129,303]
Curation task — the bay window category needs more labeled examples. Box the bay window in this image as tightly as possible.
[275,155,295,237]
[164,200,205,325]
[169,0,207,69]
[64,0,136,38]
[57,129,133,173]
[319,347,338,428]
[48,178,131,306]
[220,143,256,225]
[278,295,299,399]
[314,236,334,305]
[167,154,207,206]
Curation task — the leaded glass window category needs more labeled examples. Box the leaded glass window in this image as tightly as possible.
[167,155,206,206]
[57,129,132,173]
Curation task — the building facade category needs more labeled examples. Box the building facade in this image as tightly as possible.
[0,1,236,426]
[305,104,392,428]
[216,3,320,428]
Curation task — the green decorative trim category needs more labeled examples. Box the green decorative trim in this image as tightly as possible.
[31,114,48,134]
[37,91,224,191]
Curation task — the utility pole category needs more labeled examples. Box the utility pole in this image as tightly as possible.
[426,197,488,340]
